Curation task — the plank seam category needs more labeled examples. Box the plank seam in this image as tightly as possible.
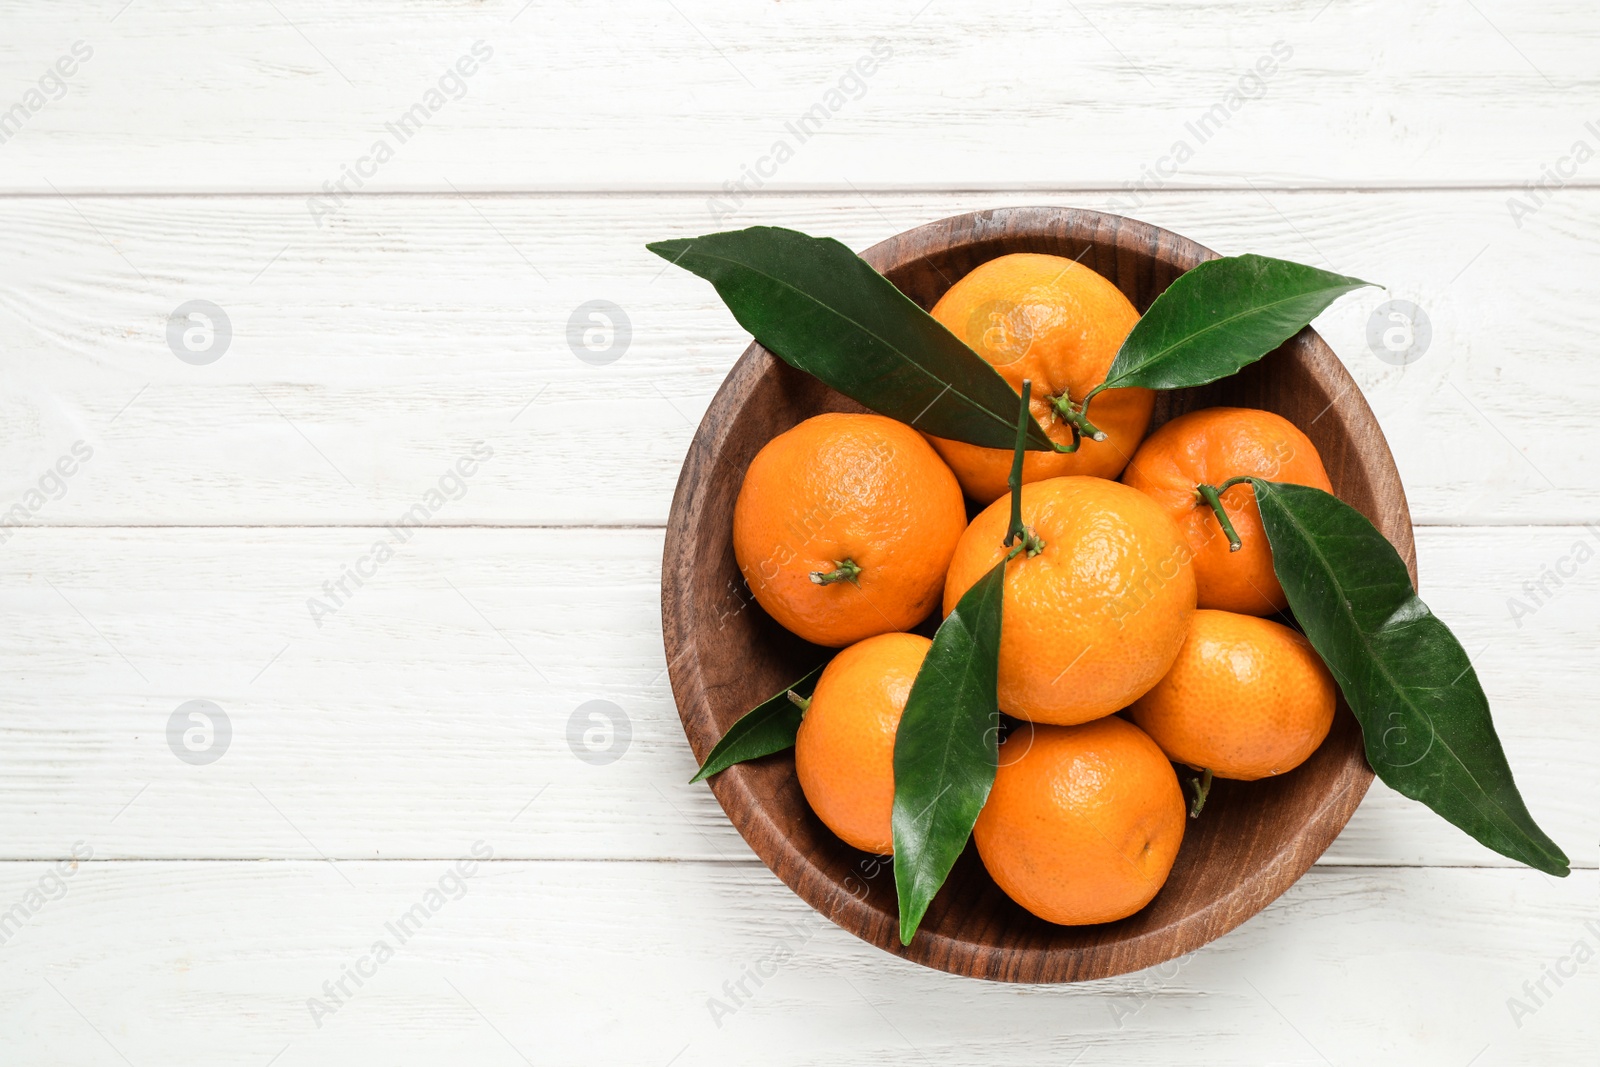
[5,183,1600,199]
[0,857,1589,869]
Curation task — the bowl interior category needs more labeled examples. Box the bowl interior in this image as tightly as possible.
[662,207,1415,982]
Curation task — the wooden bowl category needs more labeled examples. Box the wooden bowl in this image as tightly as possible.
[662,207,1415,982]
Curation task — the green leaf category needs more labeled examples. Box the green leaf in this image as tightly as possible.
[689,663,826,783]
[1095,254,1375,395]
[1251,479,1569,876]
[892,557,1006,944]
[646,227,1055,451]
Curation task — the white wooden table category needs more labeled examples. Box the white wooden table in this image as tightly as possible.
[1,3,1595,1063]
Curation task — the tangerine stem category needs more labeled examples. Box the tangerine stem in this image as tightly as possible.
[1049,392,1107,443]
[1195,482,1244,552]
[1188,767,1214,819]
[1003,382,1048,558]
[809,559,861,585]
[1048,424,1084,454]
[785,689,812,712]
[1078,381,1108,421]
[1005,380,1033,548]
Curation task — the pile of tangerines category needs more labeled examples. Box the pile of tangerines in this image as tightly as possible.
[732,253,1339,926]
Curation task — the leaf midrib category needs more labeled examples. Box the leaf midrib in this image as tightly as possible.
[1113,281,1357,385]
[1260,483,1556,862]
[898,577,1000,895]
[673,244,1038,444]
[905,625,985,878]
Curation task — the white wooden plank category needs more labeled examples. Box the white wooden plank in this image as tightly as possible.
[4,2,1591,1053]
[0,525,1591,868]
[1,1,1597,193]
[0,861,1592,1065]
[1,189,1598,526]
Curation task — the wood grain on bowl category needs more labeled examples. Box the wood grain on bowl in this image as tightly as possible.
[661,207,1416,983]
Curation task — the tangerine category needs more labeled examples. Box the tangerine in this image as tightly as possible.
[924,253,1153,503]
[1128,609,1336,781]
[1122,406,1333,615]
[974,716,1186,925]
[733,413,966,647]
[794,632,931,854]
[943,476,1195,725]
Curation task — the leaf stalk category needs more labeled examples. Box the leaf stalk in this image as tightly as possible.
[1188,767,1214,818]
[1004,381,1047,557]
[1195,481,1246,552]
[809,559,861,585]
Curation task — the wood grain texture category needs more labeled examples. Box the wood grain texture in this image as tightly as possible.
[0,861,1592,1066]
[664,207,1416,982]
[2,189,1597,526]
[0,0,1594,1051]
[0,525,1590,866]
[1,1,1597,193]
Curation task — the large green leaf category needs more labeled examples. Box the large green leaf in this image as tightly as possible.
[1091,254,1375,398]
[892,558,1005,944]
[646,227,1055,450]
[689,663,825,783]
[1252,479,1568,876]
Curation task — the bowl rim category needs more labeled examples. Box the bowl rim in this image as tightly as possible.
[662,206,1413,982]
